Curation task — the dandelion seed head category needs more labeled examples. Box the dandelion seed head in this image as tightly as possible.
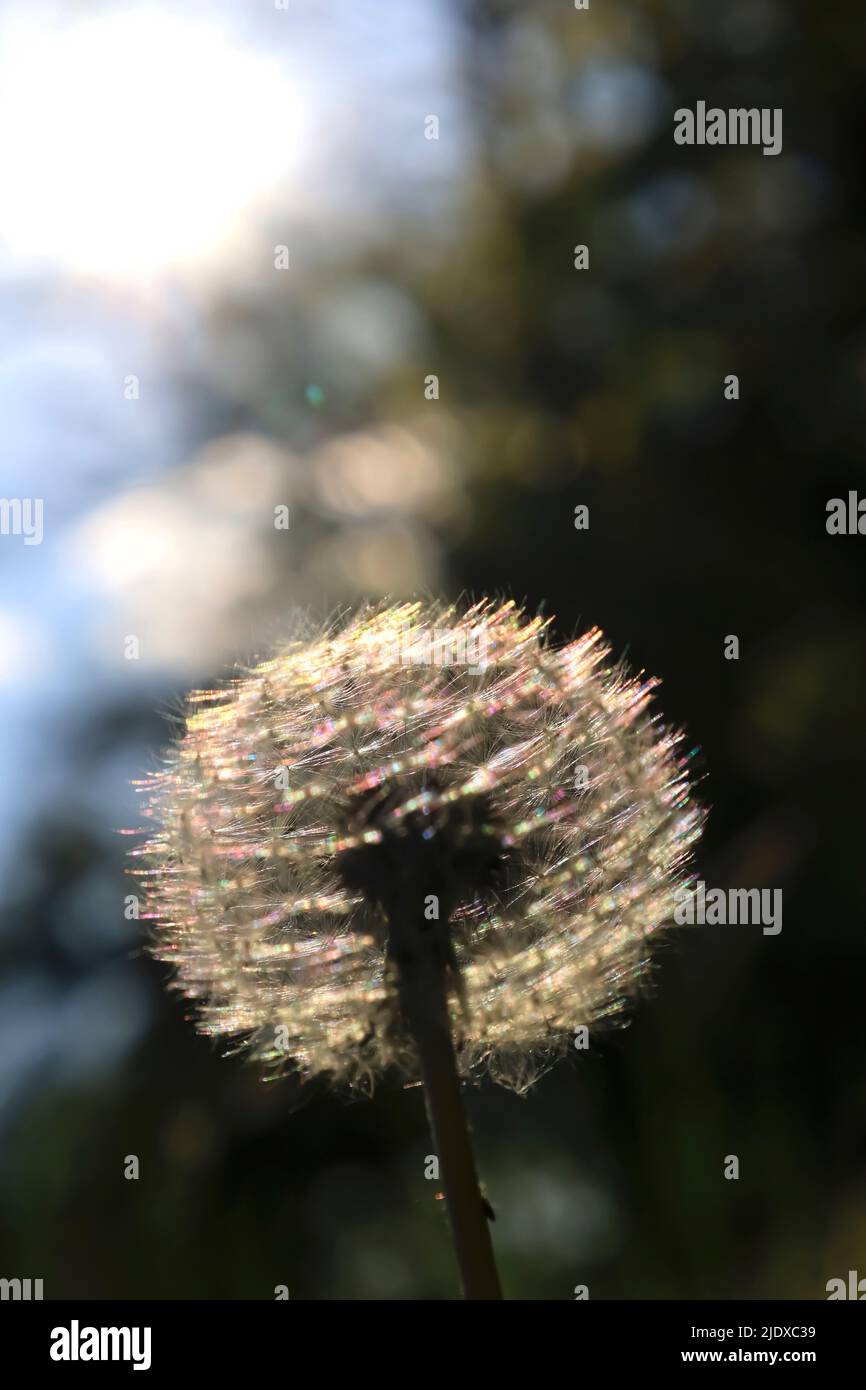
[134,600,703,1092]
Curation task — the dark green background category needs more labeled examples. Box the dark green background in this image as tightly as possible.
[1,0,864,1298]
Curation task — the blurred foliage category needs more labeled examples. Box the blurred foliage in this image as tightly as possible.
[2,0,866,1298]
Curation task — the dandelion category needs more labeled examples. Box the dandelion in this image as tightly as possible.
[133,599,703,1298]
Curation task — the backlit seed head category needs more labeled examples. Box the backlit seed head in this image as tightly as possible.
[133,600,703,1093]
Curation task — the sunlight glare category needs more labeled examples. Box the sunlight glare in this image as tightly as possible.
[0,8,301,278]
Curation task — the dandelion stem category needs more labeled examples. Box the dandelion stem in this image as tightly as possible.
[395,934,502,1300]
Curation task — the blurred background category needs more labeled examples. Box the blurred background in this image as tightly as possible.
[1,0,865,1299]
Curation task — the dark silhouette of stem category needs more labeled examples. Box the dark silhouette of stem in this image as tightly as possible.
[393,921,502,1300]
[336,785,505,1298]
